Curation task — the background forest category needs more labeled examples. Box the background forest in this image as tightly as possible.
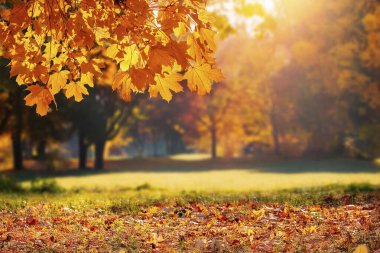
[1,0,380,171]
[1,0,380,252]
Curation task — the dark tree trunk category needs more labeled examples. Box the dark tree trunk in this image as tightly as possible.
[95,139,106,169]
[211,125,217,159]
[153,137,158,157]
[37,140,46,160]
[165,132,174,155]
[11,87,23,171]
[12,131,23,170]
[270,110,281,157]
[78,130,88,169]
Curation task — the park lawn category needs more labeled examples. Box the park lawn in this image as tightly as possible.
[0,185,379,252]
[15,158,380,192]
[1,159,380,252]
[46,169,380,192]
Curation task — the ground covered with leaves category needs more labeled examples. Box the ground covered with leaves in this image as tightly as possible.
[1,184,380,252]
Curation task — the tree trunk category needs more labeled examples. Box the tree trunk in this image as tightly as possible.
[153,138,158,157]
[95,139,106,169]
[165,132,174,155]
[78,130,88,169]
[11,87,23,171]
[37,140,46,160]
[270,110,281,157]
[12,131,23,171]
[211,125,217,159]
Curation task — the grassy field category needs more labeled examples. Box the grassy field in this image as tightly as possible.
[11,158,380,192]
[1,158,380,252]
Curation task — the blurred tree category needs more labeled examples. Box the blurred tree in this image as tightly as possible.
[0,58,25,170]
[126,95,189,157]
[69,86,137,169]
[25,101,72,161]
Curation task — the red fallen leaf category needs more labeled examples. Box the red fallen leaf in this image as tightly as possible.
[299,213,308,221]
[153,202,165,208]
[191,203,202,212]
[328,226,340,235]
[50,236,55,242]
[232,239,240,245]
[341,195,352,205]
[26,215,38,226]
[79,220,89,227]
[104,218,115,225]
[279,211,289,219]
[218,214,227,222]
[250,243,259,250]
[1,234,12,242]
[362,204,375,210]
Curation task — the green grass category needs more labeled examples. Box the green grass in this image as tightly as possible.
[1,158,379,212]
[16,158,380,192]
[44,169,380,192]
[0,182,379,212]
[1,159,379,252]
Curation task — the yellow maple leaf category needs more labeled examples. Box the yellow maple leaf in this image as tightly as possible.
[120,45,142,71]
[52,51,68,66]
[198,10,216,25]
[27,0,44,18]
[95,27,110,44]
[81,72,94,87]
[25,85,53,116]
[113,71,135,101]
[184,63,223,95]
[65,82,89,102]
[48,70,70,95]
[187,35,203,61]
[43,41,59,61]
[150,72,183,102]
[105,44,119,59]
[199,28,217,51]
[174,22,187,37]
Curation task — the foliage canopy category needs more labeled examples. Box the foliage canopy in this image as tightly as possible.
[0,0,223,115]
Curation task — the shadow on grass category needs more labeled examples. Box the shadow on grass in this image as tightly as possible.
[6,158,380,183]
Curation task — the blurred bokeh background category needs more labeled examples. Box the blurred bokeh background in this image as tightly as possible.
[1,0,380,192]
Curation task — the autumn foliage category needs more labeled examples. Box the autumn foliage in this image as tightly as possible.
[0,0,223,115]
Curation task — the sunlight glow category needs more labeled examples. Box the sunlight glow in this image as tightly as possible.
[208,0,276,35]
[259,0,276,13]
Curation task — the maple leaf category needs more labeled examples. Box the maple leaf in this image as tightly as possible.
[48,70,70,95]
[105,44,119,59]
[199,28,217,51]
[43,42,59,61]
[150,71,183,101]
[120,45,142,71]
[25,85,53,116]
[174,22,187,37]
[187,35,203,61]
[147,46,176,73]
[81,72,94,87]
[184,64,224,95]
[113,71,135,101]
[65,82,89,102]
